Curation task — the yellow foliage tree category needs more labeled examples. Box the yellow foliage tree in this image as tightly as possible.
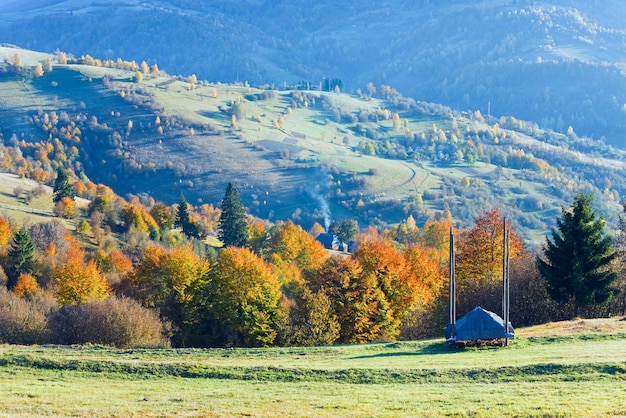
[269,221,328,273]
[52,241,110,305]
[197,246,283,347]
[54,196,76,219]
[309,255,386,344]
[126,244,209,345]
[33,64,44,77]
[0,216,11,248]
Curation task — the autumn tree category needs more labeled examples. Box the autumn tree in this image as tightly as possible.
[537,193,618,318]
[193,246,283,347]
[329,219,359,244]
[393,215,420,247]
[421,218,454,254]
[279,285,340,346]
[455,209,523,314]
[124,244,209,345]
[52,236,110,305]
[7,228,37,290]
[246,220,271,258]
[150,203,174,232]
[309,255,387,343]
[354,239,423,339]
[13,273,39,298]
[120,202,160,240]
[33,63,44,77]
[93,249,133,275]
[309,222,326,238]
[268,221,328,273]
[400,245,448,339]
[218,182,248,247]
[0,216,11,248]
[54,196,77,219]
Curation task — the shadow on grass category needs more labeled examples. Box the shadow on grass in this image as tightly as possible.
[350,341,465,359]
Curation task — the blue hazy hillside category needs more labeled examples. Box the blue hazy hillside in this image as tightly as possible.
[2,1,626,145]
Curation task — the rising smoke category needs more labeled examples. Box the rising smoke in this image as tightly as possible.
[311,184,332,231]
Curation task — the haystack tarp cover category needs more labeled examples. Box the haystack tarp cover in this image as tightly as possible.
[445,306,514,341]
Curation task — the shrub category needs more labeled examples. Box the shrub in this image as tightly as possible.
[0,288,51,344]
[12,273,39,298]
[48,297,171,348]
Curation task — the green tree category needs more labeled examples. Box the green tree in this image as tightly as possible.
[150,203,174,232]
[7,228,37,290]
[329,219,359,244]
[280,285,340,346]
[175,193,198,238]
[218,182,248,247]
[537,193,618,318]
[53,167,74,203]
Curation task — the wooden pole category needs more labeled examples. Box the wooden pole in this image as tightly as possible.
[502,218,510,346]
[449,227,456,338]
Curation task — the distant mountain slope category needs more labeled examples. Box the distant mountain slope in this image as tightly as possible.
[2,49,626,245]
[2,1,626,145]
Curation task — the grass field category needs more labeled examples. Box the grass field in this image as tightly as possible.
[1,317,625,417]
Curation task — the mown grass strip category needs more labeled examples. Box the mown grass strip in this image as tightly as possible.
[1,354,624,384]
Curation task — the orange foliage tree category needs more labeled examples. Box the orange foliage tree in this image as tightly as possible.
[12,273,39,298]
[354,240,423,339]
[455,208,524,314]
[52,236,110,305]
[456,208,523,284]
[93,249,133,275]
[401,245,449,339]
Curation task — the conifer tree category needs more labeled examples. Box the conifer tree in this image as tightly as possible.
[175,193,199,238]
[218,182,248,247]
[7,227,37,290]
[537,193,618,317]
[53,167,74,203]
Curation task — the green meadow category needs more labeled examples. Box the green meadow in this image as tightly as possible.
[1,318,625,417]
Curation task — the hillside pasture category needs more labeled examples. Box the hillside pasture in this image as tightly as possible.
[2,56,625,241]
[0,317,625,417]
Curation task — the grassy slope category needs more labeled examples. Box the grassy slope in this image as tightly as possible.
[0,317,625,417]
[0,173,86,229]
[1,48,625,243]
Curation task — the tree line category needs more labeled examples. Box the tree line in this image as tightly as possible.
[0,169,623,348]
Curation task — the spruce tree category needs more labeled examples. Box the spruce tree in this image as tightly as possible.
[175,193,190,229]
[53,167,75,203]
[7,227,37,289]
[175,193,198,238]
[218,182,248,247]
[537,193,617,317]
